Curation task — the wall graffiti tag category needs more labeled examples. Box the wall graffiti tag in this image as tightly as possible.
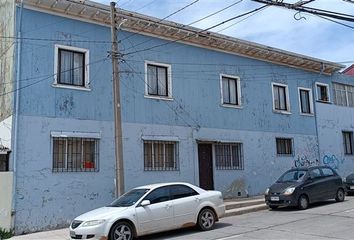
[322,155,344,170]
[294,156,320,168]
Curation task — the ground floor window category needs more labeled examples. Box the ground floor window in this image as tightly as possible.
[215,143,243,170]
[53,137,99,172]
[343,131,354,155]
[276,138,293,155]
[144,140,179,171]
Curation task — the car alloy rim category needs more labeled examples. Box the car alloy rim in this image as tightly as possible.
[201,211,214,228]
[338,190,344,200]
[114,225,132,240]
[300,197,308,208]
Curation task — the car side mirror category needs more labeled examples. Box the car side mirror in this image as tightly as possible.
[140,200,150,207]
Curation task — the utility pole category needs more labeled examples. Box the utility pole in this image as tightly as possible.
[110,1,124,197]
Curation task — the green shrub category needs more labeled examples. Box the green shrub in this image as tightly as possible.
[0,227,14,239]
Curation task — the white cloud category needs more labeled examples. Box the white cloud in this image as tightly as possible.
[94,0,354,66]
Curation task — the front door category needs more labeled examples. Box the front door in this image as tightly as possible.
[198,144,214,190]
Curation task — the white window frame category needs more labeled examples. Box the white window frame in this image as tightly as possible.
[298,87,314,116]
[315,82,330,103]
[271,82,291,114]
[144,61,172,100]
[53,44,90,91]
[220,74,242,108]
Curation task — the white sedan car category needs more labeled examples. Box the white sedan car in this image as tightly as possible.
[70,182,225,240]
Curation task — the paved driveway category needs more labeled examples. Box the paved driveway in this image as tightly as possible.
[10,195,354,240]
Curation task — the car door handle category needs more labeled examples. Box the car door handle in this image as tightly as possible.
[165,204,172,209]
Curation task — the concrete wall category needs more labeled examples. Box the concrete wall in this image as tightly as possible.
[123,122,318,197]
[0,0,15,121]
[14,115,115,234]
[0,172,13,231]
[14,9,116,233]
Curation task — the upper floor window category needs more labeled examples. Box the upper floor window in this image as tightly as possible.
[145,61,172,99]
[272,83,290,113]
[298,87,313,115]
[220,74,241,107]
[343,131,354,155]
[333,82,354,107]
[215,143,244,170]
[53,136,99,172]
[54,45,90,90]
[316,82,330,102]
[276,138,293,156]
[144,140,179,171]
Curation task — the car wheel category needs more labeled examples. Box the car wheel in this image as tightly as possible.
[269,205,278,210]
[335,188,345,202]
[197,208,216,231]
[297,195,309,210]
[110,221,134,240]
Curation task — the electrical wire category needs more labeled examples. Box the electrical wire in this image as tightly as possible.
[121,5,268,57]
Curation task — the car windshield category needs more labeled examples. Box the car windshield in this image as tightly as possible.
[277,170,307,183]
[108,188,150,207]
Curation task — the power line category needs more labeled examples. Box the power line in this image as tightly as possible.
[252,0,354,22]
[0,57,109,97]
[134,0,159,12]
[122,5,268,57]
[188,0,243,25]
[118,0,200,44]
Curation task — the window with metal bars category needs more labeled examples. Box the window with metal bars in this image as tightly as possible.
[276,138,293,155]
[215,143,243,170]
[343,131,354,155]
[143,141,179,171]
[52,137,99,172]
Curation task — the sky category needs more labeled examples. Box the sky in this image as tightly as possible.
[93,0,354,68]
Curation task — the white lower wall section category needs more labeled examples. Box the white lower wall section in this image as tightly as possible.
[122,123,319,198]
[14,115,115,234]
[0,172,13,231]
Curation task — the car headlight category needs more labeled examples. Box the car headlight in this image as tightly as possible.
[343,177,346,183]
[283,187,295,196]
[265,188,270,195]
[81,220,106,227]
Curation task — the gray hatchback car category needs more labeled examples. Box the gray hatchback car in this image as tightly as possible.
[265,166,345,210]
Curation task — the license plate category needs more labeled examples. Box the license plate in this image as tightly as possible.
[271,196,279,201]
[70,231,75,237]
[350,186,354,190]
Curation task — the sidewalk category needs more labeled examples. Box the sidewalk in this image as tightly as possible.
[9,196,265,240]
[9,228,69,240]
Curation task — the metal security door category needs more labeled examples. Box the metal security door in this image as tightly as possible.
[198,144,214,190]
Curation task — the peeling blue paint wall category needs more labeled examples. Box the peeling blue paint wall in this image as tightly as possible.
[316,74,354,176]
[15,8,115,233]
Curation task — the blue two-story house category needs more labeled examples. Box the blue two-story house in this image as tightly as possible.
[1,0,353,234]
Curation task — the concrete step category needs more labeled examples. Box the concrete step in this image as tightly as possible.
[224,198,265,210]
[224,203,268,217]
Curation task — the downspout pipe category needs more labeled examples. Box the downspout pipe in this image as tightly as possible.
[12,0,24,227]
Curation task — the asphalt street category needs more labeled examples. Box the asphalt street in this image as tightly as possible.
[10,195,354,240]
[141,195,354,240]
